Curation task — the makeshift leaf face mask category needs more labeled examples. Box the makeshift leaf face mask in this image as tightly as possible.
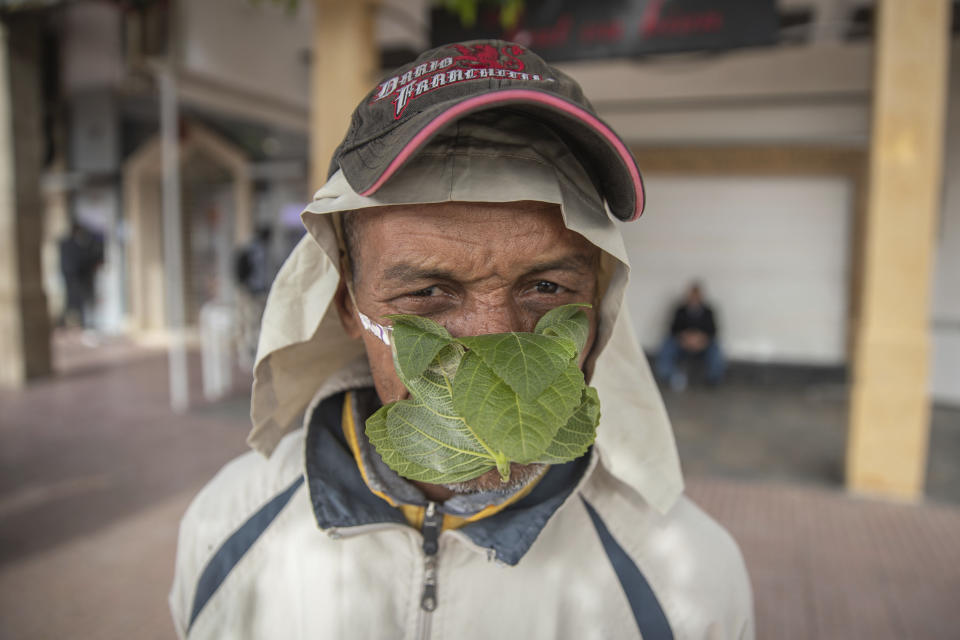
[365,304,601,485]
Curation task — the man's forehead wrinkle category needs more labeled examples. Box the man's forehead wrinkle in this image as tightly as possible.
[350,200,599,288]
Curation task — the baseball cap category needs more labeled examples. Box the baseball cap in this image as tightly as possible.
[329,40,645,222]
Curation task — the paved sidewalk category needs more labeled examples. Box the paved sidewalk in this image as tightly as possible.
[1,333,958,639]
[688,479,960,640]
[0,332,250,640]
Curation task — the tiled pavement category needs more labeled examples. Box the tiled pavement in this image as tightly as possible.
[687,480,960,640]
[0,332,250,640]
[1,333,958,639]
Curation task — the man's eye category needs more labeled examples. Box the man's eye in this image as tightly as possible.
[535,281,560,294]
[409,286,437,297]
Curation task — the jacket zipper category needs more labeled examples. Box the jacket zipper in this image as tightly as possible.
[417,501,442,639]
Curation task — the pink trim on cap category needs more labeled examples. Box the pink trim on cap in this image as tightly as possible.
[358,89,645,221]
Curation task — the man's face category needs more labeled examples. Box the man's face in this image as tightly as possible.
[334,201,601,493]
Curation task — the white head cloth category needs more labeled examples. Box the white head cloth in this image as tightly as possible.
[249,115,683,514]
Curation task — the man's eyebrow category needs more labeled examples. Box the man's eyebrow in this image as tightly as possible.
[381,263,455,284]
[380,254,595,285]
[525,254,596,275]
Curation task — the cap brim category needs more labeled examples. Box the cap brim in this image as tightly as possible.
[337,89,645,222]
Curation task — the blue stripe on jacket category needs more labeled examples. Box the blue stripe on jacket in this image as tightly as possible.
[581,496,675,640]
[188,475,305,631]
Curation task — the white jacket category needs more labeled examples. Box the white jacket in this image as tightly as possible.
[170,383,752,640]
[171,132,754,639]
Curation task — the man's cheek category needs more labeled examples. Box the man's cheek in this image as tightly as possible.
[578,316,599,367]
[366,347,408,404]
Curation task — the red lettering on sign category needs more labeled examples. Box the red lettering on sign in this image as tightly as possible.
[506,15,572,49]
[640,0,666,36]
[579,20,625,44]
[642,10,725,37]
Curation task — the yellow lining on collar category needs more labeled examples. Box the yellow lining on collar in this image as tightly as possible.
[341,391,547,531]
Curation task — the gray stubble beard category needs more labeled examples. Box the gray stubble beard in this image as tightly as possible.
[440,462,548,496]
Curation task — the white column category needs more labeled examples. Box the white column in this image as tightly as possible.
[159,65,189,412]
[846,0,952,500]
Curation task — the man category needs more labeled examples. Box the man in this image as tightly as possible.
[58,220,102,329]
[656,282,726,389]
[171,41,753,639]
[234,226,275,370]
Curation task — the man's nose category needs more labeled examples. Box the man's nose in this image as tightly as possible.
[444,299,531,337]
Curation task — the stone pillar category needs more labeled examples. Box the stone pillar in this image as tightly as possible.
[0,16,52,387]
[846,0,951,500]
[310,0,377,191]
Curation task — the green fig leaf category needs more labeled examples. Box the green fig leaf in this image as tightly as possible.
[366,347,498,481]
[364,304,601,485]
[384,402,492,473]
[456,332,575,402]
[402,344,466,408]
[538,386,601,463]
[366,404,495,483]
[387,314,453,380]
[451,354,584,463]
[534,303,591,354]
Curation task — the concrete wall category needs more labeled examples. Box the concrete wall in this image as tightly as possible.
[562,40,960,404]
[931,42,960,405]
[621,175,852,364]
[561,42,874,145]
[178,0,313,112]
[175,0,429,133]
[60,2,124,94]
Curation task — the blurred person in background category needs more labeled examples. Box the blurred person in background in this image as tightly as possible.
[234,226,274,369]
[656,281,726,390]
[171,41,752,640]
[58,219,103,330]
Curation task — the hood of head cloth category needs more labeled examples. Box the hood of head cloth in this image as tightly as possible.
[248,113,684,514]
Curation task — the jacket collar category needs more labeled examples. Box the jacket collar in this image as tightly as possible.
[303,388,590,566]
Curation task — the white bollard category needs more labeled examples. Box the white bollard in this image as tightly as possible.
[200,302,235,401]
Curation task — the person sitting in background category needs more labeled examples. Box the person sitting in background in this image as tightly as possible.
[656,281,725,389]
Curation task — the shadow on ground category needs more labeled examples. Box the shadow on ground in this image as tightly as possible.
[663,379,960,505]
[0,335,250,567]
